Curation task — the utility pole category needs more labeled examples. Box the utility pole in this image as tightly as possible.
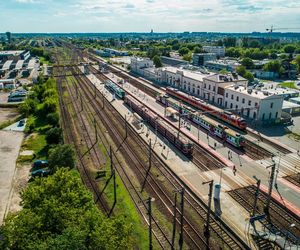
[203,180,214,249]
[141,139,152,192]
[264,162,276,217]
[179,188,185,250]
[94,117,98,143]
[171,192,177,249]
[108,146,117,217]
[252,176,261,217]
[146,197,154,250]
[124,115,128,139]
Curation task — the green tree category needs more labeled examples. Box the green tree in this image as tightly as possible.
[244,71,254,81]
[284,45,296,54]
[193,46,202,53]
[0,169,133,250]
[19,98,38,116]
[236,65,247,76]
[152,55,162,68]
[294,55,300,73]
[178,47,190,56]
[41,97,58,114]
[263,60,284,75]
[47,112,60,127]
[46,127,62,144]
[241,57,254,69]
[183,53,192,62]
[48,144,76,169]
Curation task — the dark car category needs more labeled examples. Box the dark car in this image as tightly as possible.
[18,119,25,127]
[31,168,51,178]
[31,160,49,171]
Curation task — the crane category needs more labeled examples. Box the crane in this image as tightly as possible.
[266,25,300,33]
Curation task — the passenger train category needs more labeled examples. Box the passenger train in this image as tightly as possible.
[104,80,125,99]
[156,94,245,148]
[165,87,247,130]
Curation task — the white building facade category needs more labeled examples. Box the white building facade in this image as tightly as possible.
[202,46,226,57]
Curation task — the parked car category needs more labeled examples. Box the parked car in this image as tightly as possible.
[18,119,25,127]
[31,160,49,171]
[31,168,51,178]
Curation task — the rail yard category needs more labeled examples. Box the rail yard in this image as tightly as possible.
[49,43,300,249]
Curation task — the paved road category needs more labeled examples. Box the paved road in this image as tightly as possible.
[0,130,24,224]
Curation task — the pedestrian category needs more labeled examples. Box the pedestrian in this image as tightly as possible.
[214,142,217,149]
[228,150,230,159]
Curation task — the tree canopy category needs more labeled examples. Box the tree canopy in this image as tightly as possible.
[0,168,133,250]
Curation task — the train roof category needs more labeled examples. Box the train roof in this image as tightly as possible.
[224,127,242,138]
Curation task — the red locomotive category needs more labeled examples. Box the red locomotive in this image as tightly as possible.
[165,87,247,130]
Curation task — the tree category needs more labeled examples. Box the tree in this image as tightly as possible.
[47,112,60,127]
[284,45,296,54]
[182,53,192,62]
[152,55,162,68]
[236,65,247,76]
[0,168,134,250]
[19,98,37,116]
[178,47,190,56]
[295,55,300,73]
[241,57,254,69]
[193,46,202,53]
[263,60,284,75]
[244,71,254,81]
[46,127,62,144]
[48,144,76,169]
[41,97,58,114]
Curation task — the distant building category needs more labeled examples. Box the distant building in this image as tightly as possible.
[0,50,30,62]
[6,32,11,43]
[130,57,154,74]
[192,53,216,66]
[252,70,279,80]
[0,79,16,89]
[103,48,129,56]
[203,46,225,57]
[204,59,240,72]
[94,49,110,58]
[160,56,189,67]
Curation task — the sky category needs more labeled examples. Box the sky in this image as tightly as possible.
[1,0,300,33]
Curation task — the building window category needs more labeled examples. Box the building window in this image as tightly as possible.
[255,102,258,107]
[225,101,227,108]
[204,83,206,89]
[209,85,211,90]
[197,89,200,95]
[235,105,238,110]
[236,96,239,102]
[248,100,251,106]
[262,113,265,120]
[230,103,233,109]
[213,86,215,92]
[242,98,245,104]
[226,93,228,98]
[270,102,273,108]
[275,112,278,118]
[269,112,272,119]
[253,112,256,119]
[231,95,234,100]
[192,88,195,94]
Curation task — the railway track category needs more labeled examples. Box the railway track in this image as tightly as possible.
[228,185,300,245]
[55,57,110,214]
[69,64,250,249]
[243,139,274,160]
[284,174,300,188]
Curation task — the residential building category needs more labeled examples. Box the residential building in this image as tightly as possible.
[192,53,216,66]
[130,57,154,75]
[202,46,225,57]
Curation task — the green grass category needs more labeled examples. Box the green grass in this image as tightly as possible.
[279,81,297,89]
[39,56,52,66]
[21,133,47,159]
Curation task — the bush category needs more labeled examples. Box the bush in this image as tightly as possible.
[47,112,60,127]
[46,127,62,144]
[48,144,76,169]
[19,98,37,116]
[41,97,58,114]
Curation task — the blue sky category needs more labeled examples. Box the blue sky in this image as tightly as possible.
[1,0,300,33]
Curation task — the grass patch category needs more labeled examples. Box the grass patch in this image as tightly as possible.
[279,81,297,89]
[39,56,52,66]
[0,115,22,130]
[21,133,48,159]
